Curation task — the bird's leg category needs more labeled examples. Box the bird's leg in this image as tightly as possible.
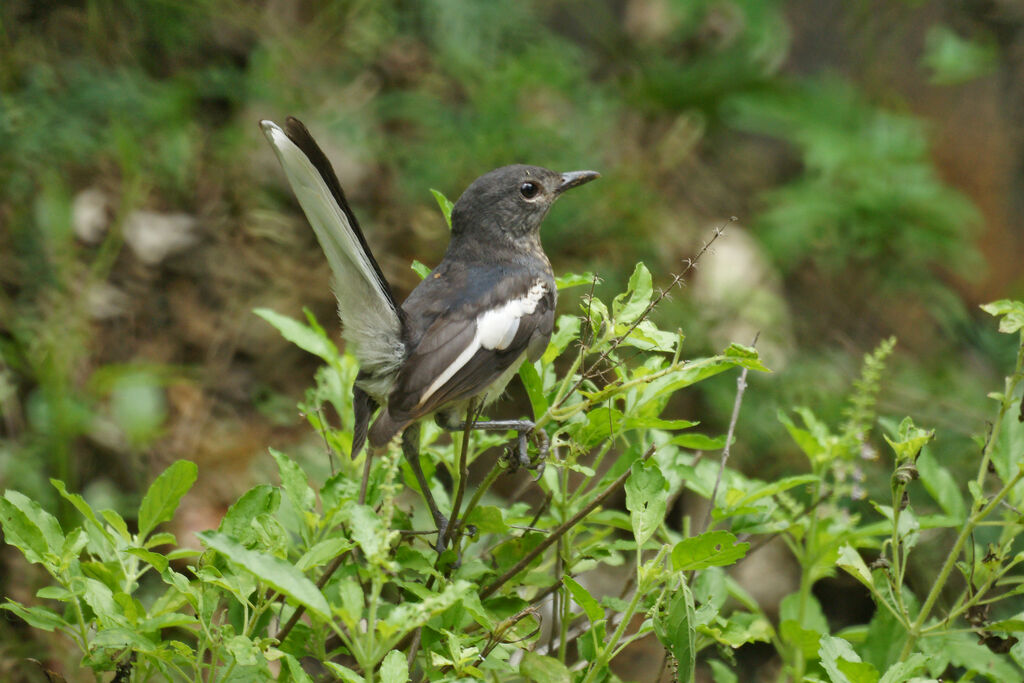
[436,414,549,476]
[401,423,449,548]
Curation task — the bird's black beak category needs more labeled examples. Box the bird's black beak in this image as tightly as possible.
[556,170,601,195]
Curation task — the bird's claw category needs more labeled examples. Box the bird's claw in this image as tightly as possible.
[504,427,548,480]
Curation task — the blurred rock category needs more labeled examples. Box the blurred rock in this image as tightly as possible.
[690,225,795,369]
[71,187,109,244]
[85,282,129,320]
[123,210,200,265]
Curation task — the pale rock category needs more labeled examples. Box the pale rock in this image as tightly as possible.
[72,188,109,244]
[123,210,200,265]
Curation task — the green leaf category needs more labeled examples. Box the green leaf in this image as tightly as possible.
[0,497,50,564]
[563,576,605,625]
[197,530,330,620]
[672,531,750,571]
[917,449,966,522]
[341,502,390,561]
[709,660,738,683]
[837,544,873,591]
[518,360,548,418]
[3,490,64,555]
[52,479,114,546]
[877,653,927,683]
[379,650,409,683]
[464,505,508,534]
[883,418,933,464]
[923,25,996,86]
[270,449,316,513]
[295,538,352,572]
[219,485,281,545]
[283,654,315,683]
[555,271,595,290]
[519,652,571,683]
[430,188,454,229]
[323,662,365,683]
[980,299,1024,334]
[612,262,653,325]
[1,601,67,631]
[125,547,169,573]
[724,343,770,372]
[625,461,667,546]
[410,260,431,279]
[254,308,337,362]
[653,581,696,682]
[670,432,727,451]
[544,314,581,364]
[138,460,197,539]
[820,635,876,683]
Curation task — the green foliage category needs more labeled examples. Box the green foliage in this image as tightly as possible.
[727,78,980,288]
[6,244,1023,680]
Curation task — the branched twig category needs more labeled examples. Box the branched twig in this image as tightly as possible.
[480,444,658,599]
[566,219,735,402]
[700,331,757,534]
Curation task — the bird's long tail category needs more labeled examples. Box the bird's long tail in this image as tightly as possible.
[260,118,405,393]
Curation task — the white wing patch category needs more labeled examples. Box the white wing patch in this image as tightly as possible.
[418,279,548,406]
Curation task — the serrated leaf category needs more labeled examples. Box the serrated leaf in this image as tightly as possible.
[653,581,696,682]
[219,485,280,545]
[672,531,749,571]
[465,505,508,534]
[917,449,966,522]
[837,544,873,590]
[138,460,197,539]
[283,654,315,683]
[564,576,605,625]
[980,299,1024,334]
[254,308,337,362]
[270,449,315,513]
[341,502,389,561]
[0,498,49,564]
[198,531,329,620]
[3,490,64,556]
[612,262,653,325]
[518,360,548,418]
[625,461,667,546]
[820,635,877,683]
[295,538,352,572]
[877,653,927,683]
[323,662,365,682]
[519,652,570,683]
[1,602,67,631]
[555,271,595,290]
[379,650,408,683]
[125,547,169,573]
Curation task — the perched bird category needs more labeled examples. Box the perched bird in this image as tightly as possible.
[260,117,598,540]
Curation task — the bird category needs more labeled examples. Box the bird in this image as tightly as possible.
[260,117,598,544]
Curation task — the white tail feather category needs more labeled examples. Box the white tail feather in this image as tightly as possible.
[260,120,404,394]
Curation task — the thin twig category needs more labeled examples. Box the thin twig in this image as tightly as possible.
[480,444,658,599]
[563,219,735,404]
[700,331,757,534]
[442,401,482,549]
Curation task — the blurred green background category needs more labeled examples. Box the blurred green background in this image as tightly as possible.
[2,0,1023,677]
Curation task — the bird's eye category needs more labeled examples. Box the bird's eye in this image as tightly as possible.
[519,181,540,199]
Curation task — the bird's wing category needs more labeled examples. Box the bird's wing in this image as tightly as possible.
[260,118,404,377]
[384,277,555,427]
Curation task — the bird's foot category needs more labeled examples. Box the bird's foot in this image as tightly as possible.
[503,425,548,480]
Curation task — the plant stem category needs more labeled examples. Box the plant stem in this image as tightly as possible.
[899,467,1024,660]
[479,444,657,599]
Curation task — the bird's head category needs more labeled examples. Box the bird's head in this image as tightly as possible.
[450,164,599,244]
